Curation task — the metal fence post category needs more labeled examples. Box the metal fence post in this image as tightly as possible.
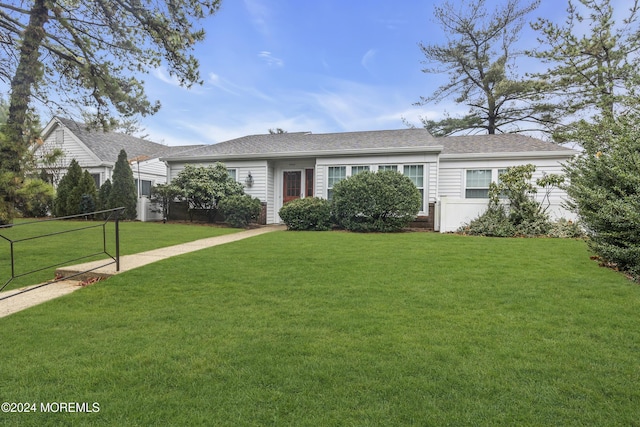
[115,209,121,272]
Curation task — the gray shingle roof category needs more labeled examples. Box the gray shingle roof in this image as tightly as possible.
[55,117,201,162]
[161,129,574,160]
[440,134,573,155]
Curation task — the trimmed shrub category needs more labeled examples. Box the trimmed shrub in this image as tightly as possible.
[279,197,332,231]
[331,170,421,232]
[218,194,262,228]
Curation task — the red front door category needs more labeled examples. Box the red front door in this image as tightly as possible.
[283,171,302,204]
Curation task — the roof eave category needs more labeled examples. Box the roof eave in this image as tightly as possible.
[440,150,578,160]
[161,145,445,162]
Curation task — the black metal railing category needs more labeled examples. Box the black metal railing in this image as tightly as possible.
[0,207,125,297]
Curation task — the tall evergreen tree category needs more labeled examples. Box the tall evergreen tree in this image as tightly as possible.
[415,0,542,135]
[54,159,82,217]
[97,179,112,212]
[107,150,137,220]
[564,113,640,280]
[74,170,98,215]
[529,0,640,143]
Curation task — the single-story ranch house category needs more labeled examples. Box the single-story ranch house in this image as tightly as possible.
[161,129,578,232]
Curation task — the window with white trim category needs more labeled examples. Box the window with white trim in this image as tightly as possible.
[466,169,498,198]
[403,165,425,209]
[327,166,346,200]
[351,165,370,175]
[227,168,237,181]
[465,169,511,198]
[135,179,152,197]
[378,165,398,172]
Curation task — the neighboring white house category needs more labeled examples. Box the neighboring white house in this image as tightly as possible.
[161,129,577,232]
[37,117,200,221]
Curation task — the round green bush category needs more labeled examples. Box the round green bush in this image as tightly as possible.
[331,170,421,232]
[218,194,262,228]
[278,197,332,231]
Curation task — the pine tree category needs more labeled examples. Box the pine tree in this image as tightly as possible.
[107,150,137,220]
[54,159,82,217]
[97,179,112,212]
[76,170,98,215]
[564,114,640,280]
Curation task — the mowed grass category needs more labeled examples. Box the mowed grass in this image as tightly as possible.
[0,220,239,290]
[1,231,639,425]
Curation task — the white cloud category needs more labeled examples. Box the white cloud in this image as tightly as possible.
[206,71,275,102]
[258,51,284,67]
[152,67,181,87]
[361,49,377,72]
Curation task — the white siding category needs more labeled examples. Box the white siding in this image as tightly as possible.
[436,156,576,232]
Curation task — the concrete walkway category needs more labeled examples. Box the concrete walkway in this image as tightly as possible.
[0,225,285,319]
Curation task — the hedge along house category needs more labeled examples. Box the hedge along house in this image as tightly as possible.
[37,117,201,221]
[161,129,578,232]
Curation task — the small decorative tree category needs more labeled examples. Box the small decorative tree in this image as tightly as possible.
[97,179,112,213]
[107,149,137,220]
[75,170,98,215]
[54,159,83,217]
[150,183,180,222]
[172,163,244,222]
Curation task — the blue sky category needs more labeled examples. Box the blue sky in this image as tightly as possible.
[141,0,568,145]
[2,0,630,145]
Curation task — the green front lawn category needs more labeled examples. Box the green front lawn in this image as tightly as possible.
[0,232,638,425]
[0,220,240,291]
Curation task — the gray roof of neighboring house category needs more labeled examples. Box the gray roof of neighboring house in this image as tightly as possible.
[161,129,575,161]
[55,117,202,162]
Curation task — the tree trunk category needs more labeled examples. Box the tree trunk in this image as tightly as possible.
[4,0,49,174]
[0,0,48,224]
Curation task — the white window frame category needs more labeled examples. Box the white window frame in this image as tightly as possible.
[227,168,237,181]
[351,165,370,175]
[327,166,346,200]
[403,164,425,211]
[465,168,510,199]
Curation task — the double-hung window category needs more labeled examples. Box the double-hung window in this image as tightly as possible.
[227,168,237,181]
[351,165,370,175]
[403,165,425,209]
[465,169,492,198]
[378,165,397,172]
[327,166,346,200]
